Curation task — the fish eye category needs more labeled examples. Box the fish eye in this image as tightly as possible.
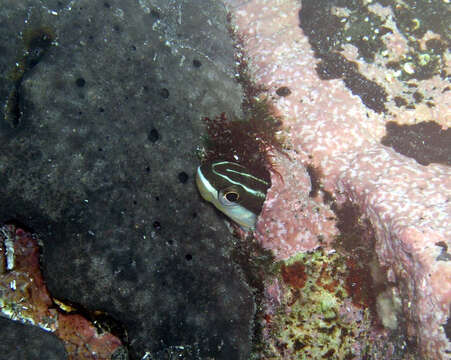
[224,191,239,203]
[218,187,241,206]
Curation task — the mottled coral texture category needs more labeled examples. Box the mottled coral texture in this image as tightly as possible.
[225,0,451,358]
[0,225,123,359]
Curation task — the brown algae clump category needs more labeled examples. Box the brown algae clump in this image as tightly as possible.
[201,100,285,185]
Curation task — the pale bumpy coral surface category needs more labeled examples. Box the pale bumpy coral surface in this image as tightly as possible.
[225,0,451,359]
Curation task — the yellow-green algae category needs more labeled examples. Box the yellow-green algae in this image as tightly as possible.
[258,249,374,360]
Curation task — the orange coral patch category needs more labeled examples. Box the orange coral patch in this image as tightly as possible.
[281,262,306,289]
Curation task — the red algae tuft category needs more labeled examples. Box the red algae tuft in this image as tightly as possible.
[201,16,287,184]
[202,102,284,185]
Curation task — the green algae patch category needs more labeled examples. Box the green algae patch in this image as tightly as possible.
[259,249,374,359]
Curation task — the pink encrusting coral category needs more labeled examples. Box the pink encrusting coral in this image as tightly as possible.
[224,0,451,358]
[256,153,339,255]
[0,225,124,359]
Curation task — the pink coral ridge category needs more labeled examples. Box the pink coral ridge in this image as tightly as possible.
[224,0,451,358]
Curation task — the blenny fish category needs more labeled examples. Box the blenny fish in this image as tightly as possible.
[196,161,270,229]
